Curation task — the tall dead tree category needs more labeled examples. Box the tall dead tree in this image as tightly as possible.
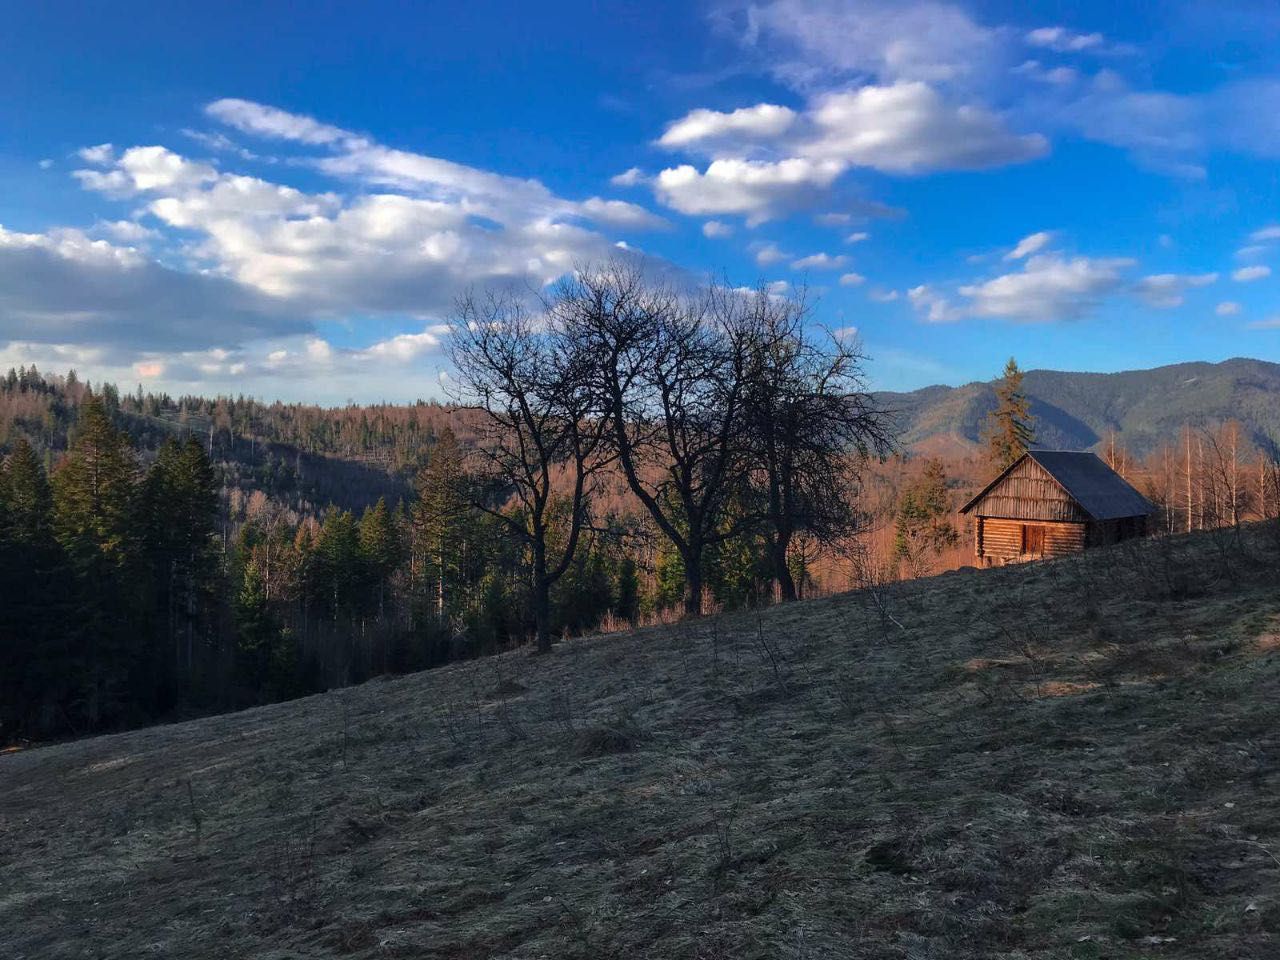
[449,291,607,652]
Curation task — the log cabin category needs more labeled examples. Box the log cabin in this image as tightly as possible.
[960,450,1155,566]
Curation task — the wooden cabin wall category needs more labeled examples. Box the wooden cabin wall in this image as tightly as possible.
[976,517,1087,565]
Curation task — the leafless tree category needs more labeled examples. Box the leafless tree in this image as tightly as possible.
[739,286,893,601]
[552,263,758,617]
[449,291,609,652]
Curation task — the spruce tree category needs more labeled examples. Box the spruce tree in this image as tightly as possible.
[411,428,470,622]
[983,357,1035,470]
[358,497,402,617]
[51,394,145,728]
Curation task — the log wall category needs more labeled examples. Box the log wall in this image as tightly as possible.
[976,517,1087,565]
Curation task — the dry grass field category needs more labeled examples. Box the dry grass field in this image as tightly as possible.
[4,526,1280,959]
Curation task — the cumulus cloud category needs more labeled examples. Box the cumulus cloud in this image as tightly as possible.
[0,225,302,353]
[702,220,733,238]
[1233,265,1271,282]
[649,81,1044,220]
[1135,272,1217,308]
[800,82,1047,173]
[846,231,869,243]
[958,253,1135,321]
[751,241,790,265]
[658,103,797,150]
[838,272,865,286]
[791,252,848,270]
[4,99,674,400]
[654,158,845,223]
[1216,301,1242,317]
[610,167,647,187]
[907,284,962,323]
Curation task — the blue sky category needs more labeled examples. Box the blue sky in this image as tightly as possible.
[2,0,1279,402]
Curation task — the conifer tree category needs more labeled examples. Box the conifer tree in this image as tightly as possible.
[358,497,402,617]
[983,357,1035,470]
[411,428,471,622]
[893,459,959,576]
[51,394,144,727]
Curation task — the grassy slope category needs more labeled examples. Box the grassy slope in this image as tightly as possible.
[4,528,1280,959]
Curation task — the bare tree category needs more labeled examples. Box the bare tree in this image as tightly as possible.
[740,286,893,601]
[553,263,757,617]
[449,291,608,652]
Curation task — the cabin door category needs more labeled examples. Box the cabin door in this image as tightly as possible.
[1021,524,1045,556]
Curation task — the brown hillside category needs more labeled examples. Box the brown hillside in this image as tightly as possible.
[3,527,1280,959]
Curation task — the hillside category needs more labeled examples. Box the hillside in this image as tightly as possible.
[878,357,1280,456]
[4,526,1280,959]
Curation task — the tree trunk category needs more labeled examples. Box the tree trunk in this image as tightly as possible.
[683,548,704,618]
[533,546,552,654]
[771,530,796,602]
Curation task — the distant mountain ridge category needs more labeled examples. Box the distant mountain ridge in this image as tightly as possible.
[874,357,1280,457]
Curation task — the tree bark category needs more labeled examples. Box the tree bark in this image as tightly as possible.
[533,544,552,653]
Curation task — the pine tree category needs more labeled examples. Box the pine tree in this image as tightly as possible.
[983,357,1035,470]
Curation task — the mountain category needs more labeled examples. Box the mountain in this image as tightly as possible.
[4,525,1278,958]
[876,357,1280,456]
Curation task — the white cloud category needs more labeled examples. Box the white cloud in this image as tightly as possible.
[1013,60,1079,86]
[654,158,845,223]
[791,252,848,270]
[649,80,1045,219]
[1025,27,1104,53]
[868,288,900,302]
[724,0,1002,88]
[846,231,869,244]
[957,253,1136,322]
[814,212,851,226]
[1135,272,1217,308]
[907,284,962,323]
[1005,230,1053,260]
[5,100,676,400]
[0,225,301,353]
[77,143,114,165]
[610,167,647,187]
[800,82,1047,174]
[1247,316,1280,330]
[1233,265,1271,282]
[206,98,356,146]
[702,220,733,238]
[751,241,790,265]
[658,103,796,150]
[1216,301,1242,317]
[838,272,865,286]
[1250,225,1280,242]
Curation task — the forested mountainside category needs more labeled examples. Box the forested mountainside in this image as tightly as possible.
[877,357,1280,455]
[0,365,484,515]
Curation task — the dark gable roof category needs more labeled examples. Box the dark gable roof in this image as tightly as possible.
[960,450,1155,520]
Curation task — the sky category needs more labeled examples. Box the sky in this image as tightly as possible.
[2,0,1280,403]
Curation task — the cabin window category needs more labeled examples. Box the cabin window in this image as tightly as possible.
[1021,524,1045,555]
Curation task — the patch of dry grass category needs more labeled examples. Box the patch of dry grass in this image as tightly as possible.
[3,526,1280,959]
